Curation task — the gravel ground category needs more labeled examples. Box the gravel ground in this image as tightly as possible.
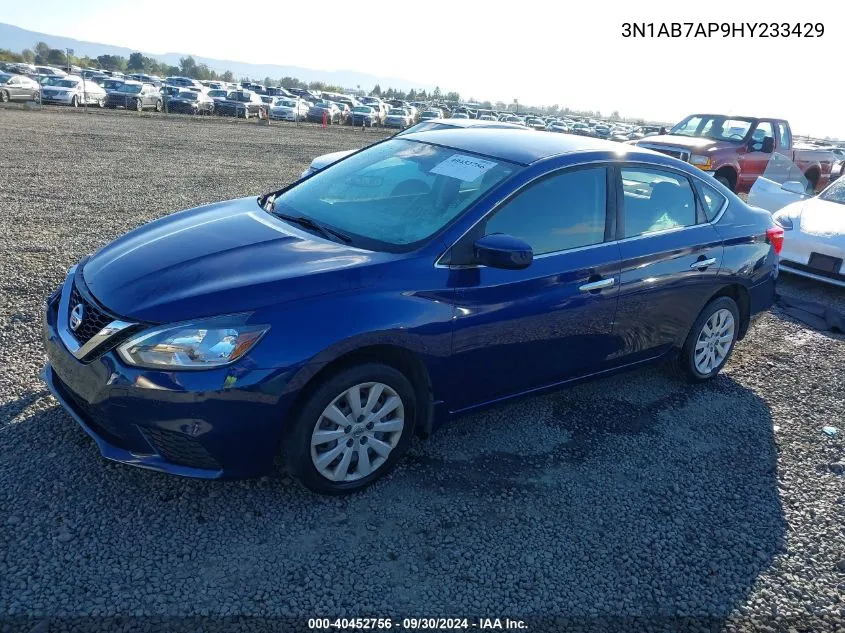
[1,108,844,632]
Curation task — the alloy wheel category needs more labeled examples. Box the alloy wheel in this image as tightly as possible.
[310,382,405,482]
[694,308,735,374]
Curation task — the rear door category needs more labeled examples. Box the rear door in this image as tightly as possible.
[446,165,622,411]
[611,165,725,364]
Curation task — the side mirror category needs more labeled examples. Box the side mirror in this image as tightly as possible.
[761,136,775,153]
[473,234,533,270]
[781,180,808,196]
[659,126,667,135]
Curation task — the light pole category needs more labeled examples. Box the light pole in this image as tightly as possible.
[65,48,73,73]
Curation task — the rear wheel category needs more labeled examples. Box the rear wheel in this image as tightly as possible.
[0,90,9,103]
[135,98,143,112]
[678,297,740,382]
[70,95,78,108]
[155,99,162,113]
[96,98,104,108]
[286,363,417,494]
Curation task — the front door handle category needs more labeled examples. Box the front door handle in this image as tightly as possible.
[690,257,717,270]
[579,277,616,292]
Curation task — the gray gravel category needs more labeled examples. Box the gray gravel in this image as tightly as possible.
[1,108,844,632]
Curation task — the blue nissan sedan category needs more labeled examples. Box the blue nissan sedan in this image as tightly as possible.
[42,129,782,494]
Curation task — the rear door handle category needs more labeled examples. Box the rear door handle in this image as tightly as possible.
[579,277,616,292]
[690,258,717,270]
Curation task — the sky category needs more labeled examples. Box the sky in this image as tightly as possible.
[1,0,841,138]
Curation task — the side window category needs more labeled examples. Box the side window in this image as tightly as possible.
[693,180,727,222]
[485,167,607,256]
[621,168,696,238]
[776,122,791,149]
[750,122,774,151]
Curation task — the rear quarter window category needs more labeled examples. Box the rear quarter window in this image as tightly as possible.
[694,180,727,222]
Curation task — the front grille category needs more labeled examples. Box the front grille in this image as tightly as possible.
[640,144,691,163]
[67,284,112,346]
[140,427,222,470]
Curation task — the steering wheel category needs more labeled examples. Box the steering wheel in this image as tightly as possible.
[728,133,745,140]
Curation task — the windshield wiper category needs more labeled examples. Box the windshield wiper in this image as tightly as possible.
[273,212,352,243]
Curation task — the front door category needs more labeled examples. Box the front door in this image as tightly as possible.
[446,165,622,411]
[738,120,776,192]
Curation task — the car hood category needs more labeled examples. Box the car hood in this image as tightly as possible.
[636,135,719,150]
[795,198,845,238]
[82,197,391,323]
[310,149,356,170]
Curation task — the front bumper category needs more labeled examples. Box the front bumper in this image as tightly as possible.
[270,110,299,121]
[41,273,296,479]
[779,234,845,288]
[42,93,74,104]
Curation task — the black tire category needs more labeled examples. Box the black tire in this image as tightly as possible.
[96,98,104,108]
[135,98,143,112]
[155,100,162,113]
[242,109,249,119]
[286,362,417,495]
[678,296,741,382]
[716,175,731,189]
[70,95,78,108]
[0,90,9,103]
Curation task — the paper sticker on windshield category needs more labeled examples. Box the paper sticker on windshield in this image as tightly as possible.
[430,154,497,182]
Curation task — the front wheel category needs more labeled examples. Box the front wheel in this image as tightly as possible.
[96,98,104,108]
[678,296,740,382]
[135,98,143,112]
[286,363,417,494]
[70,95,78,108]
[0,90,9,103]
[155,100,162,113]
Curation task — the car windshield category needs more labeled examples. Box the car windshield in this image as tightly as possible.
[670,115,754,141]
[421,111,439,117]
[278,100,296,107]
[353,106,373,113]
[270,139,519,250]
[54,79,79,88]
[179,91,197,100]
[388,109,405,115]
[208,90,226,97]
[819,179,845,205]
[118,84,142,94]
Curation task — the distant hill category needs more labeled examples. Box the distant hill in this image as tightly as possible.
[0,22,433,91]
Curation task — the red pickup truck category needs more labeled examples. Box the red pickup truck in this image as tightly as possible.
[633,114,836,194]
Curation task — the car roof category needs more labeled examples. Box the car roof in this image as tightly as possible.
[400,127,658,165]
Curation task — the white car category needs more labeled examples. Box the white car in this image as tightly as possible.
[765,177,845,287]
[269,97,309,121]
[40,76,107,107]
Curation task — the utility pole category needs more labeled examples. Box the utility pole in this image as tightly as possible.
[66,48,74,73]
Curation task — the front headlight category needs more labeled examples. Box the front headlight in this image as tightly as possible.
[690,155,712,169]
[117,314,269,370]
[772,211,794,231]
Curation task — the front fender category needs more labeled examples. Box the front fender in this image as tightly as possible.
[252,287,457,399]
